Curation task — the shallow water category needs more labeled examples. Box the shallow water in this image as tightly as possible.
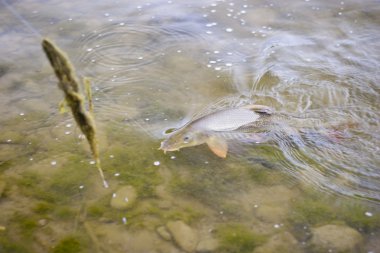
[1,0,380,252]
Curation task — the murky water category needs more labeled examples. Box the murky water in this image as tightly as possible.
[1,0,380,252]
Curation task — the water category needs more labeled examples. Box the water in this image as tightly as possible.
[1,0,380,252]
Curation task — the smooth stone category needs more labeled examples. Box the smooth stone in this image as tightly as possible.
[156,226,172,241]
[167,220,199,252]
[310,224,363,253]
[253,232,301,253]
[110,185,137,210]
[196,237,218,252]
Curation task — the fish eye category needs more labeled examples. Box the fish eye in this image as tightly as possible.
[183,136,191,143]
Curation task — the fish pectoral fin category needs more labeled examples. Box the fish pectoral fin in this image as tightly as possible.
[242,104,274,115]
[206,136,228,158]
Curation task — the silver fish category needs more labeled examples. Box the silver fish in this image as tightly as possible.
[159,104,274,158]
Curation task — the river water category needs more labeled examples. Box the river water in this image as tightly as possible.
[1,0,379,252]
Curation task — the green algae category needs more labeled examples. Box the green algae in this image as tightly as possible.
[0,234,31,253]
[216,223,266,253]
[33,201,54,214]
[54,206,77,220]
[103,126,163,198]
[340,204,380,232]
[52,236,83,253]
[87,195,202,230]
[0,160,12,173]
[289,197,336,226]
[289,189,380,232]
[164,206,203,225]
[15,155,92,204]
[10,212,38,238]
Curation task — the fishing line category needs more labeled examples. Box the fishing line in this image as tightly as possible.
[1,0,42,38]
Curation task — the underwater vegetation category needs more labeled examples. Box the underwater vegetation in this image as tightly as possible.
[216,223,266,253]
[51,235,84,253]
[289,189,380,232]
[42,39,107,188]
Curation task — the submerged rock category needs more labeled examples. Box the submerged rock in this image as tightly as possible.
[110,185,137,210]
[196,237,218,252]
[310,224,363,253]
[156,226,172,241]
[253,231,301,253]
[167,220,199,252]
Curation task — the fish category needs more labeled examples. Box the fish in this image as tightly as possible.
[159,104,274,158]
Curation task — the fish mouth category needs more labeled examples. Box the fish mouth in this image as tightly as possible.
[159,141,179,154]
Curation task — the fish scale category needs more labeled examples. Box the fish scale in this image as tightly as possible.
[191,108,261,132]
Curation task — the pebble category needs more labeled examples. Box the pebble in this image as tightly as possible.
[196,237,219,252]
[310,224,363,253]
[254,232,300,253]
[38,219,48,226]
[166,220,199,252]
[156,226,172,241]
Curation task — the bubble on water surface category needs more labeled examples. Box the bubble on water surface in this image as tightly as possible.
[206,22,217,27]
[153,161,160,166]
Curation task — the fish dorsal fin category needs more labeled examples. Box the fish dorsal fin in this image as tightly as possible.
[241,104,274,115]
[206,136,228,158]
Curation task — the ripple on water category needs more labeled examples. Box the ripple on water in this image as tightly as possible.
[66,1,380,205]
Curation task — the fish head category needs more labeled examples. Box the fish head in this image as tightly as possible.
[159,127,208,153]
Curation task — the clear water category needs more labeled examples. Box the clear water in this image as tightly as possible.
[0,0,379,252]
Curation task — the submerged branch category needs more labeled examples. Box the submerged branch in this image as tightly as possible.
[42,38,108,188]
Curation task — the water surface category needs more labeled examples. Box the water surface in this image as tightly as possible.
[1,0,380,252]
